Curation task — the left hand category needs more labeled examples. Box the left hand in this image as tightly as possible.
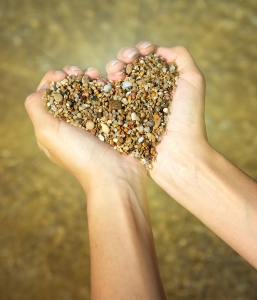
[25,65,146,192]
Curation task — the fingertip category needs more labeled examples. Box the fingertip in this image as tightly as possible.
[63,65,84,76]
[107,72,126,81]
[135,41,155,55]
[25,92,39,111]
[117,47,139,63]
[84,67,101,79]
[36,69,66,91]
[106,59,124,75]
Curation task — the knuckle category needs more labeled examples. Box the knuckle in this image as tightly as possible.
[190,69,206,86]
[46,69,56,76]
[24,92,37,109]
[35,127,49,143]
[173,45,189,53]
[197,70,206,84]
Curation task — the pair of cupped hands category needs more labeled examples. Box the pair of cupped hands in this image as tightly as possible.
[25,41,208,193]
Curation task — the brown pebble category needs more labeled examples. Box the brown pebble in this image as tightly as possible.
[154,118,161,129]
[54,94,63,102]
[126,64,133,74]
[82,75,89,84]
[109,100,122,110]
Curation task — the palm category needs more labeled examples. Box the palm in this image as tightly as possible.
[50,118,145,178]
[150,62,206,177]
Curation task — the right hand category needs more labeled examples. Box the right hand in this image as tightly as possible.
[106,43,210,190]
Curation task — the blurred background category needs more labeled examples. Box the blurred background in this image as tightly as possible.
[0,0,257,299]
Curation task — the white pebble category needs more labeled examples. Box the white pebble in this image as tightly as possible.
[137,126,144,133]
[98,134,105,142]
[103,84,112,92]
[86,121,95,130]
[131,112,138,121]
[138,137,144,143]
[113,138,118,143]
[169,65,175,71]
[101,123,110,133]
[141,158,147,164]
[122,98,128,105]
[163,108,169,113]
[122,81,133,89]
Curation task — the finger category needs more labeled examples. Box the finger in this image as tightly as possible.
[135,41,155,56]
[84,67,101,79]
[96,78,108,86]
[107,71,126,81]
[25,85,58,134]
[62,65,84,76]
[36,69,67,91]
[106,59,124,75]
[117,47,139,64]
[154,46,199,74]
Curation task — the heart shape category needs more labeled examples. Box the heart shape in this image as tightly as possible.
[42,54,179,169]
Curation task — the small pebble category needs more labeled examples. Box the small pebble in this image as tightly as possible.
[82,75,89,84]
[126,64,133,74]
[122,81,133,89]
[148,121,154,127]
[98,134,105,142]
[169,65,176,71]
[54,94,63,102]
[138,137,144,143]
[131,112,138,121]
[101,123,110,133]
[86,121,95,130]
[109,100,122,110]
[103,84,112,92]
[163,108,169,113]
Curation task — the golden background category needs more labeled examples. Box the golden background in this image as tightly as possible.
[0,0,257,299]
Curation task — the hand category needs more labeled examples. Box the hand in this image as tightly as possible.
[107,43,257,270]
[25,65,147,192]
[105,42,209,190]
[25,59,167,298]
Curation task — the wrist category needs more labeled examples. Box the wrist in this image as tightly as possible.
[152,140,216,197]
[78,161,147,199]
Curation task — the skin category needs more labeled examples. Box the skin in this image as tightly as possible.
[25,41,257,299]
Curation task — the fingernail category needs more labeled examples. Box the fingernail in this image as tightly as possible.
[140,41,152,49]
[55,70,66,76]
[110,60,120,67]
[39,82,49,91]
[69,66,81,71]
[87,67,97,72]
[114,71,124,76]
[123,48,138,58]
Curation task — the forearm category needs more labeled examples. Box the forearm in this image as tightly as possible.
[155,144,257,269]
[81,174,166,300]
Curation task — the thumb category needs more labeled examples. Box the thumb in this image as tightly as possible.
[25,83,58,138]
